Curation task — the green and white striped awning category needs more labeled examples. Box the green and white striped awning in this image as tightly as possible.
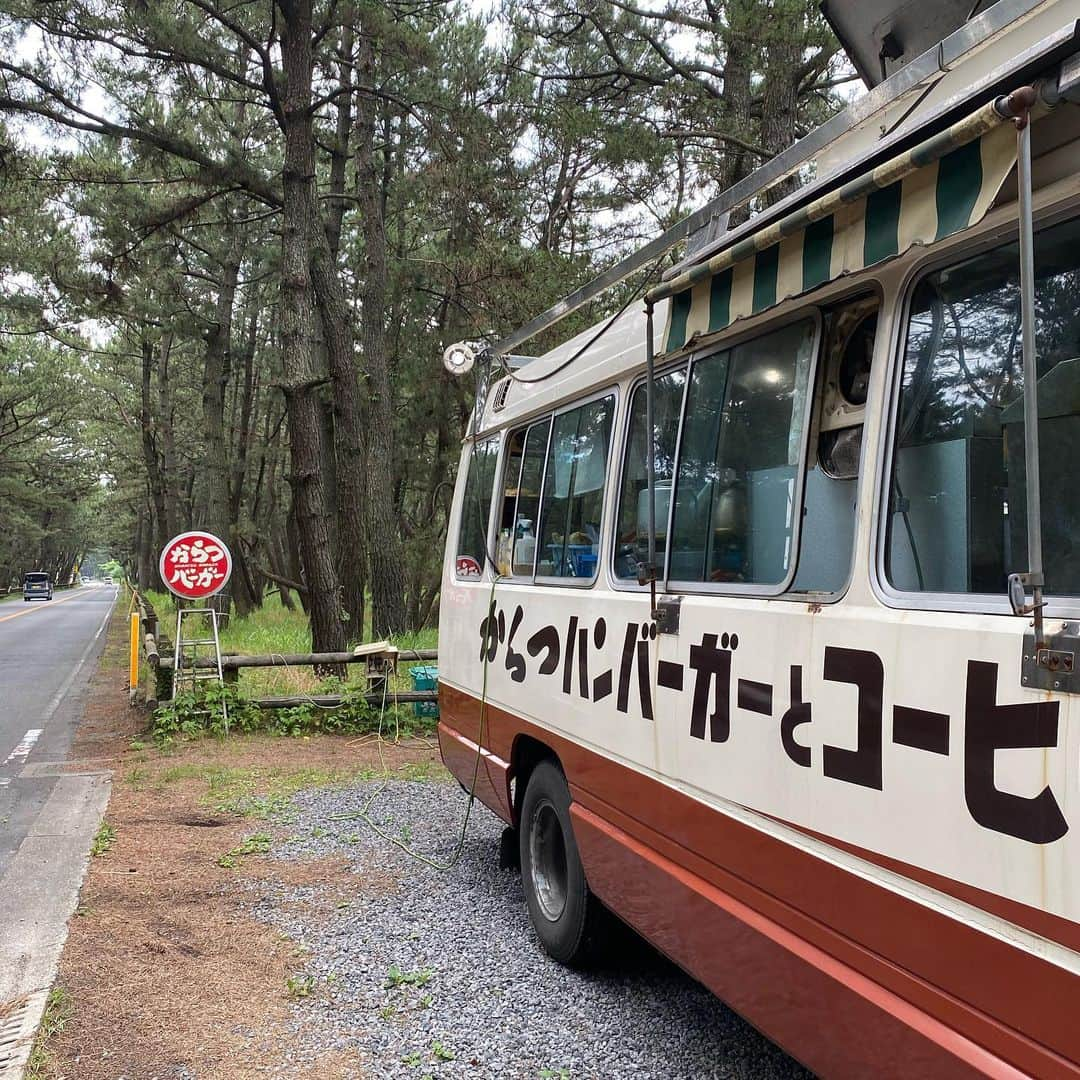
[650,100,1024,354]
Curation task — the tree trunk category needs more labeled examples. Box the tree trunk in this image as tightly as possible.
[229,304,258,528]
[229,305,261,616]
[285,501,310,615]
[278,0,346,658]
[354,26,408,637]
[139,337,168,587]
[156,332,181,540]
[719,0,755,221]
[199,228,242,617]
[308,230,368,641]
[136,504,154,591]
[758,2,805,206]
[305,9,367,641]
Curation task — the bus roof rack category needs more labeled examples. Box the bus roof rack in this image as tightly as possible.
[492,0,1062,359]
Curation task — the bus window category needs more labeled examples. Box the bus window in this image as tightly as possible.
[885,216,1080,597]
[496,419,550,577]
[669,318,816,586]
[454,436,498,579]
[614,367,688,580]
[791,298,878,594]
[537,396,615,580]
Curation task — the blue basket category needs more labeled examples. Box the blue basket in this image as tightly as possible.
[546,543,598,578]
[409,665,439,718]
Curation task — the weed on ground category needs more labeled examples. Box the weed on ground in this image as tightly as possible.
[25,988,73,1080]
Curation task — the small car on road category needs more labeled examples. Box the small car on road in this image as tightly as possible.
[23,572,53,601]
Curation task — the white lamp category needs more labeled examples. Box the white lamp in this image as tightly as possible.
[443,341,476,377]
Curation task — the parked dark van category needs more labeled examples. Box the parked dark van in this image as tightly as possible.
[23,572,53,601]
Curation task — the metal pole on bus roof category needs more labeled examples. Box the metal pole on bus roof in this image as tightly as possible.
[643,301,658,616]
[1015,107,1046,648]
[994,84,1046,646]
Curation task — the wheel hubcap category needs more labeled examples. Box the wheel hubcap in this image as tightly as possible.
[529,801,568,922]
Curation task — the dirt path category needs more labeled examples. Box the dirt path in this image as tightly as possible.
[32,608,442,1079]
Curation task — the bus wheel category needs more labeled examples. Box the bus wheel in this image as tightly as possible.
[519,760,603,966]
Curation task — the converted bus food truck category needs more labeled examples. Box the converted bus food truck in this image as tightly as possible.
[438,1,1080,1074]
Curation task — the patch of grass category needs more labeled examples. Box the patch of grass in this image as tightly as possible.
[218,832,272,867]
[431,1041,454,1062]
[384,965,433,989]
[25,987,73,1080]
[145,587,439,706]
[397,760,447,783]
[89,821,116,857]
[153,760,441,825]
[285,973,315,1000]
[124,765,147,789]
[151,681,437,746]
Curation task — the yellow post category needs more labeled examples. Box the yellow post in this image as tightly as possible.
[129,611,140,695]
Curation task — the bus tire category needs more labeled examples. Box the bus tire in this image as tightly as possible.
[519,759,603,967]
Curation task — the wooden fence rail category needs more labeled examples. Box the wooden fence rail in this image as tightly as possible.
[251,690,438,710]
[158,648,438,671]
[128,592,440,712]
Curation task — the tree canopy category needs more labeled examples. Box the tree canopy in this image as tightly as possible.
[0,0,848,641]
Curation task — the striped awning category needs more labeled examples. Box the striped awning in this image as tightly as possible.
[650,100,1024,354]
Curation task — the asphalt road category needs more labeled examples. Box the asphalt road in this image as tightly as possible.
[0,584,114,869]
[0,583,115,1071]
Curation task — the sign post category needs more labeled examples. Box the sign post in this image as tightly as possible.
[159,532,233,725]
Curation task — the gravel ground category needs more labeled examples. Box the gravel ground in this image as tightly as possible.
[251,776,812,1080]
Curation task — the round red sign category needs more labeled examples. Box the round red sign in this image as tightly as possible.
[159,531,233,600]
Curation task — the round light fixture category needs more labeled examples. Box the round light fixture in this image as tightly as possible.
[443,341,475,377]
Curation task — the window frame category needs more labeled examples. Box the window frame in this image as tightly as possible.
[873,203,1080,620]
[497,415,553,582]
[533,386,620,589]
[489,386,619,589]
[652,308,824,598]
[453,432,502,582]
[609,357,691,591]
[787,285,883,603]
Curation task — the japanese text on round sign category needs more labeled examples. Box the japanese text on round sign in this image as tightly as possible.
[159,531,232,600]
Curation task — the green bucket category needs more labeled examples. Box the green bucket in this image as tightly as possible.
[409,665,439,718]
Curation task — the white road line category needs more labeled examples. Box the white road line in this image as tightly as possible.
[0,596,111,788]
[36,597,113,724]
[3,730,42,768]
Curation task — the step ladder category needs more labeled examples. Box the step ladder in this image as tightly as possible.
[173,607,228,729]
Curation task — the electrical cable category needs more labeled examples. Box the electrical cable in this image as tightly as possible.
[354,345,508,867]
[893,475,926,591]
[493,255,668,386]
[891,288,945,590]
[353,572,500,872]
